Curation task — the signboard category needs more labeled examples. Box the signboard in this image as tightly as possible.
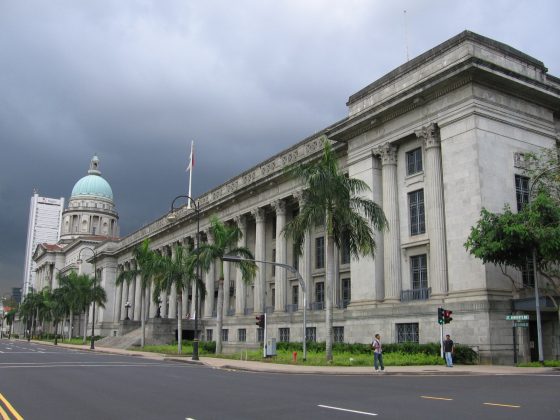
[506,314,529,321]
[514,321,529,328]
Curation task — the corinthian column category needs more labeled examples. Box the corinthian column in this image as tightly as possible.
[294,190,311,311]
[252,207,266,313]
[416,123,448,296]
[273,200,287,312]
[375,144,402,302]
[235,215,248,316]
[169,245,178,318]
[203,231,216,318]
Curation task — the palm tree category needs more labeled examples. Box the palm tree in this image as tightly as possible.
[198,215,257,354]
[283,139,387,362]
[88,276,108,343]
[43,288,67,345]
[19,291,44,340]
[116,239,158,348]
[153,243,205,354]
[58,271,90,340]
[5,308,17,339]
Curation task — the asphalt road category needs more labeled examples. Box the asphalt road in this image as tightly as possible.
[0,340,558,419]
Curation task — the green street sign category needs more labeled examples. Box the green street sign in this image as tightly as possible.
[506,314,529,321]
[514,321,529,328]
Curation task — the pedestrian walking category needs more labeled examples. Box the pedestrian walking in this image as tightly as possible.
[443,334,454,367]
[372,333,384,372]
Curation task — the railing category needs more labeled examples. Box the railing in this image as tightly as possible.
[285,304,298,313]
[310,301,324,311]
[244,307,254,315]
[400,287,431,302]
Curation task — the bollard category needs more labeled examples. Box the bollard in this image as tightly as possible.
[293,351,297,363]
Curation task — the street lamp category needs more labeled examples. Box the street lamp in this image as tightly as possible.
[167,194,200,361]
[222,255,307,361]
[78,246,97,350]
[124,301,131,320]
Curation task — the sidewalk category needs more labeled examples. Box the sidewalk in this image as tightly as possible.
[31,340,558,376]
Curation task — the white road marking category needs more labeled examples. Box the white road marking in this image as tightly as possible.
[318,405,378,416]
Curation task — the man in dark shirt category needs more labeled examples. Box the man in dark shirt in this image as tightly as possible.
[443,334,454,367]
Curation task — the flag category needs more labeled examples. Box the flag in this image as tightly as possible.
[186,141,195,172]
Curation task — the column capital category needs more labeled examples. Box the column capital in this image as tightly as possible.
[252,207,266,223]
[415,123,441,149]
[234,214,247,230]
[374,143,398,165]
[272,199,287,216]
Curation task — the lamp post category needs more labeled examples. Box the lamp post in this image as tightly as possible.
[124,301,131,320]
[167,194,200,361]
[222,255,307,361]
[78,246,97,350]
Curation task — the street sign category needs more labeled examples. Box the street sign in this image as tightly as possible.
[514,321,529,328]
[506,314,529,321]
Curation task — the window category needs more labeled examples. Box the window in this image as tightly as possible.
[238,328,246,342]
[272,221,276,239]
[522,257,535,288]
[272,249,276,276]
[306,327,316,342]
[315,282,324,304]
[221,329,229,342]
[206,329,213,342]
[515,174,530,211]
[342,279,351,307]
[408,189,426,235]
[333,327,344,343]
[279,328,290,342]
[257,328,264,342]
[315,237,325,269]
[341,237,351,265]
[292,285,299,306]
[410,255,428,290]
[293,246,299,270]
[406,148,423,175]
[396,323,419,343]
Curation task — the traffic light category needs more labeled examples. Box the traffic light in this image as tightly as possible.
[438,307,444,325]
[443,310,453,324]
[256,314,265,328]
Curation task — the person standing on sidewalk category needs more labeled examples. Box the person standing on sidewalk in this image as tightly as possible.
[443,334,454,367]
[372,333,384,372]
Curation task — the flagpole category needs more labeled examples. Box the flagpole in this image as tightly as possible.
[187,140,193,209]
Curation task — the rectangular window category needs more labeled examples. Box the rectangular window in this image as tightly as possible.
[257,328,264,342]
[333,326,344,343]
[342,278,351,307]
[279,328,290,342]
[272,221,276,239]
[272,249,276,276]
[238,328,246,342]
[396,323,419,343]
[515,174,530,211]
[206,329,213,342]
[315,282,324,304]
[341,237,351,265]
[221,329,229,342]
[271,288,275,308]
[315,236,325,269]
[522,257,535,288]
[292,285,299,306]
[406,148,423,175]
[293,246,299,270]
[410,255,428,290]
[409,189,426,235]
[306,327,316,342]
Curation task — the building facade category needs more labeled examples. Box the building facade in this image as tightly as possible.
[33,31,560,364]
[22,192,64,296]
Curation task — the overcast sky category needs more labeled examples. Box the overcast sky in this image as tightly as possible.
[1,0,559,296]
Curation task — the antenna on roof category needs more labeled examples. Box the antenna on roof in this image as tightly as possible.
[403,9,409,62]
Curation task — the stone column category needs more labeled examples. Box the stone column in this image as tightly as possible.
[273,200,287,312]
[133,269,142,321]
[204,231,215,318]
[235,215,248,315]
[252,207,266,314]
[148,280,158,318]
[377,144,402,302]
[128,273,136,319]
[295,190,311,311]
[115,266,123,321]
[223,261,230,317]
[169,245,178,318]
[416,123,448,296]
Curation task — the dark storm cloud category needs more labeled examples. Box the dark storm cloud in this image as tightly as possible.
[1,0,559,294]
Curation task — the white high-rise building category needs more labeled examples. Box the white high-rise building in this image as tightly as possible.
[22,192,64,296]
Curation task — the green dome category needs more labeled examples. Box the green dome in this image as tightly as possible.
[71,174,113,200]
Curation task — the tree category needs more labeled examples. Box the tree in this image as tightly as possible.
[465,191,560,325]
[116,239,158,348]
[43,288,67,345]
[58,271,91,340]
[197,216,257,354]
[283,138,387,362]
[152,243,205,354]
[5,308,17,338]
[19,290,46,340]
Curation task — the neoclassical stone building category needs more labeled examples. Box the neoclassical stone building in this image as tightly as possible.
[34,31,560,364]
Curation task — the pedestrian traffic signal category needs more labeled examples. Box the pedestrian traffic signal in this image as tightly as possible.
[256,314,265,328]
[443,310,453,324]
[438,307,444,325]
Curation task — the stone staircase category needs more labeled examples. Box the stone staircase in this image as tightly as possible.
[97,327,143,349]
